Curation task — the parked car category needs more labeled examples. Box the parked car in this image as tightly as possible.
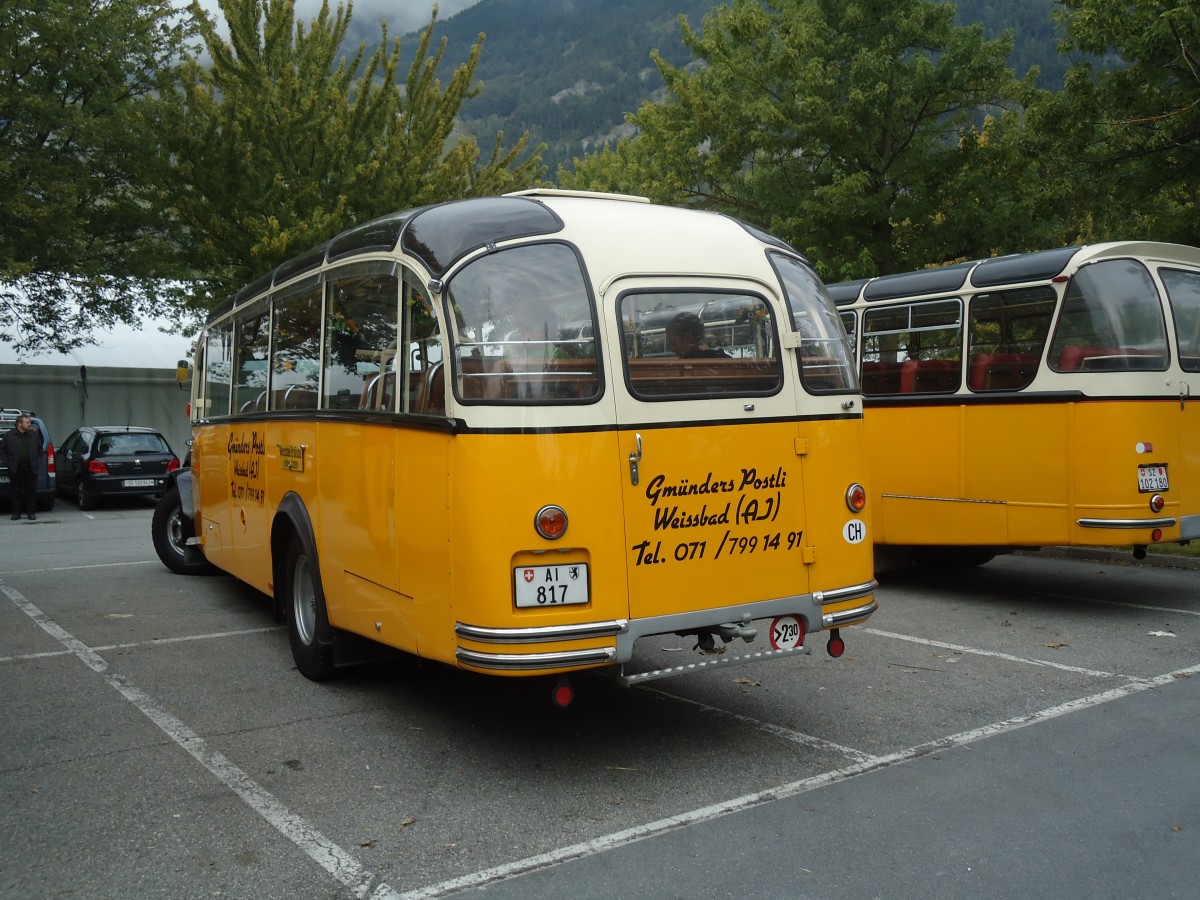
[57,426,179,510]
[0,408,56,512]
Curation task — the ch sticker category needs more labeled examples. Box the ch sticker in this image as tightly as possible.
[842,519,866,544]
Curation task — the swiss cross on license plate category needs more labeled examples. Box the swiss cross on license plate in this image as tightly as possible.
[513,563,589,608]
[1137,464,1168,492]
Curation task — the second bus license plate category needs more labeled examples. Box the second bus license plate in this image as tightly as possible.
[514,563,589,608]
[1137,464,1168,492]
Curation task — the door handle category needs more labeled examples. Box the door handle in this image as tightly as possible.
[628,432,642,486]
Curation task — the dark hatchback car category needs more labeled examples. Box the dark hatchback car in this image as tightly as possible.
[57,426,179,510]
[0,408,56,512]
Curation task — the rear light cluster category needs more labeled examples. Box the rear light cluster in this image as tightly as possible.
[167,457,180,473]
[46,443,55,474]
[87,459,109,474]
[845,482,867,513]
[535,505,568,540]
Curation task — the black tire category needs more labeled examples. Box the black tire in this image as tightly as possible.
[36,496,55,512]
[910,546,997,570]
[78,485,97,511]
[151,484,215,575]
[284,538,335,681]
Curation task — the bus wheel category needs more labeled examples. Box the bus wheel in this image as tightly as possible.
[152,484,214,575]
[285,539,335,681]
[910,546,996,570]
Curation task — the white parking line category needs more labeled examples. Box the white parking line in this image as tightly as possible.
[0,559,159,575]
[1039,594,1200,618]
[0,578,402,900]
[643,686,879,764]
[0,626,284,665]
[862,627,1132,679]
[398,663,1200,900]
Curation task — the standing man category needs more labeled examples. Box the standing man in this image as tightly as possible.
[2,414,40,520]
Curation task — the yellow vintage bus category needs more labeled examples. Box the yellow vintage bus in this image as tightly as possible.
[153,190,876,700]
[828,241,1200,567]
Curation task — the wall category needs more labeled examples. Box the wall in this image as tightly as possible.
[0,363,192,457]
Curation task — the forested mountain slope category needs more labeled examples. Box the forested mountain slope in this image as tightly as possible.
[400,0,1066,173]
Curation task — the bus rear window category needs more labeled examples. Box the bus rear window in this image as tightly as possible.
[619,291,782,399]
[772,253,858,393]
[1049,259,1168,372]
[447,243,601,404]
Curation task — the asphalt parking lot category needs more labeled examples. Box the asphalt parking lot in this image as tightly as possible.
[2,500,1198,899]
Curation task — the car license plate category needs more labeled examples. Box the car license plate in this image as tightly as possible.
[514,563,589,608]
[123,478,156,488]
[0,474,8,483]
[1137,464,1168,492]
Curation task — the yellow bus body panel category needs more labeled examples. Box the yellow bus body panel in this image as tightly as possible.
[867,398,1199,547]
[193,414,874,675]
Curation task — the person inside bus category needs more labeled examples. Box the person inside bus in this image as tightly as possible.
[666,312,730,359]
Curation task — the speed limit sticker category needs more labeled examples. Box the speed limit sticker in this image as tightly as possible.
[769,614,805,651]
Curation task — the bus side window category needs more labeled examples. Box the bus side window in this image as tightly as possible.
[322,264,400,411]
[861,299,962,395]
[966,288,1054,391]
[401,269,444,414]
[204,323,233,418]
[1161,267,1200,372]
[233,302,271,414]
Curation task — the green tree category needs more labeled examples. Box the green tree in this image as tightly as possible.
[1051,0,1199,240]
[562,0,1037,280]
[0,0,187,354]
[164,0,544,305]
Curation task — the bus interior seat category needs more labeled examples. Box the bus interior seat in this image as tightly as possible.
[413,362,445,413]
[969,352,1040,390]
[359,371,396,411]
[1057,345,1107,371]
[900,358,960,393]
[283,385,317,409]
[860,361,903,394]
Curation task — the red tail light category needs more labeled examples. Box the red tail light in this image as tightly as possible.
[46,443,55,474]
[167,457,180,473]
[87,459,109,474]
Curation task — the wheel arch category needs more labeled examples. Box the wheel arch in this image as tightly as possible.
[271,492,320,625]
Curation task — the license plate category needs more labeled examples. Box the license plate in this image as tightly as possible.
[123,479,156,488]
[0,474,8,483]
[1137,464,1168,492]
[514,563,589,608]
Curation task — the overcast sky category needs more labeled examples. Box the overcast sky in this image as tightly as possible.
[186,1,481,37]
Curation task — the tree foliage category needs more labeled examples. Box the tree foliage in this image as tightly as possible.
[163,0,544,305]
[0,0,187,354]
[1049,0,1200,240]
[565,0,1041,279]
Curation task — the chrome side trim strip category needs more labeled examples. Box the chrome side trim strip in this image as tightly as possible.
[456,646,616,671]
[455,619,628,644]
[813,579,878,606]
[822,600,878,629]
[1077,517,1176,530]
[882,493,1005,505]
